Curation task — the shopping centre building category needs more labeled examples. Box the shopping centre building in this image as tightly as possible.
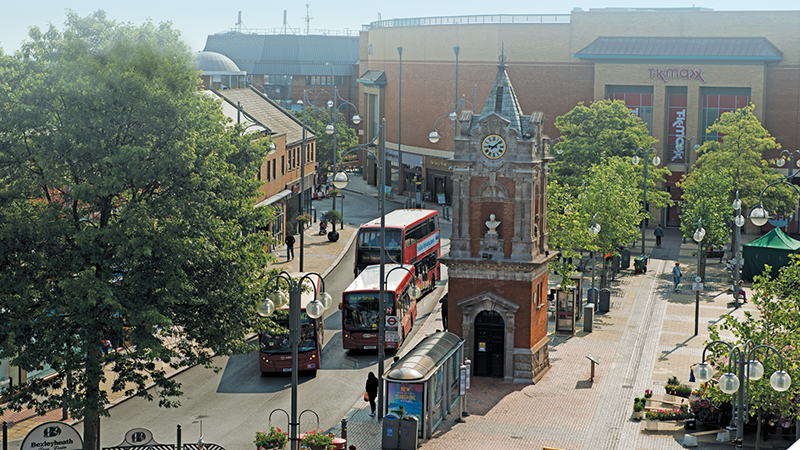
[357,7,800,231]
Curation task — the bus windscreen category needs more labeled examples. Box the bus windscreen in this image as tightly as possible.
[260,318,317,353]
[343,292,393,331]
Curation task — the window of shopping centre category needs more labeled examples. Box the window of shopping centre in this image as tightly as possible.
[607,86,654,134]
[701,87,751,144]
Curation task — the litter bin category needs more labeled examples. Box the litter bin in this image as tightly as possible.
[612,254,621,274]
[398,416,419,450]
[634,254,649,274]
[587,287,598,305]
[598,288,611,313]
[382,413,400,450]
[620,248,631,269]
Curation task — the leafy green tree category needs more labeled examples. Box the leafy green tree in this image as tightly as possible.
[690,104,798,217]
[548,157,654,285]
[550,99,659,190]
[679,170,733,258]
[0,11,274,450]
[707,255,800,444]
[295,109,358,170]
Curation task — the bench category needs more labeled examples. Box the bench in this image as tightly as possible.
[706,249,726,263]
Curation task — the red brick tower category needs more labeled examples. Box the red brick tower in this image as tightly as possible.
[440,54,555,383]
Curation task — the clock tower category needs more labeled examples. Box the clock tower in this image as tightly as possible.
[440,53,556,383]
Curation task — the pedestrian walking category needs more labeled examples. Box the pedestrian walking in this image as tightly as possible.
[672,262,682,292]
[365,372,379,417]
[654,224,664,248]
[439,293,449,331]
[285,234,296,260]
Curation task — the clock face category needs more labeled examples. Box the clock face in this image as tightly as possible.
[482,134,506,159]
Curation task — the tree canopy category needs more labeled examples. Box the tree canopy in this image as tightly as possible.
[294,108,358,170]
[706,255,800,440]
[679,170,734,253]
[0,11,274,450]
[550,99,659,190]
[688,104,798,217]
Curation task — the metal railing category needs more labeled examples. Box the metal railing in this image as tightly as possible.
[366,14,570,30]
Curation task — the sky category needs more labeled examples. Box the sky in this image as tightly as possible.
[3,1,800,54]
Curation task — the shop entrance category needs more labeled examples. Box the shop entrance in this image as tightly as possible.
[473,310,504,378]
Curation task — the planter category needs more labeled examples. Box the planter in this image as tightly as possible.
[645,419,659,431]
[327,231,339,242]
[633,411,644,420]
[663,393,675,402]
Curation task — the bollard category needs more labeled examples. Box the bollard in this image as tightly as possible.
[341,418,347,442]
[3,421,7,450]
[177,424,182,450]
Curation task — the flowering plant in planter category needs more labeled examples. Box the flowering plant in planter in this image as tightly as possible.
[254,426,288,449]
[690,398,717,423]
[300,430,334,449]
[296,213,312,224]
[644,389,653,398]
[645,405,692,421]
[327,189,341,197]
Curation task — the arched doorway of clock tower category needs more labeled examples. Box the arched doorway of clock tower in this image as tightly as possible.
[473,310,505,378]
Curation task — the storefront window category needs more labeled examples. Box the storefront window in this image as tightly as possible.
[607,86,653,134]
[701,87,751,143]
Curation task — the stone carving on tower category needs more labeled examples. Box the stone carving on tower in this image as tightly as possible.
[440,50,556,383]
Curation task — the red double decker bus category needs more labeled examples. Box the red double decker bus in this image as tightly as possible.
[341,264,419,350]
[354,209,440,294]
[258,274,324,374]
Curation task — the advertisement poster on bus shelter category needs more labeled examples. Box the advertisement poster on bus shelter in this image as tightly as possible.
[387,382,423,432]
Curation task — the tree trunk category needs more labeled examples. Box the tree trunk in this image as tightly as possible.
[84,340,104,450]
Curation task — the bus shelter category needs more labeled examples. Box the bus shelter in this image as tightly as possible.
[383,331,464,439]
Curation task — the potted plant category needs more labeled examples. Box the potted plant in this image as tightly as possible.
[296,213,312,228]
[327,189,341,197]
[254,426,288,450]
[300,429,334,450]
[633,398,645,420]
[323,210,342,242]
[664,376,680,402]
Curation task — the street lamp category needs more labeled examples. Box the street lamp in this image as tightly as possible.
[675,135,701,177]
[732,191,745,308]
[325,62,361,231]
[632,148,661,255]
[427,86,477,147]
[748,149,800,227]
[588,214,601,300]
[693,218,705,336]
[693,340,791,448]
[257,271,332,450]
[335,119,421,419]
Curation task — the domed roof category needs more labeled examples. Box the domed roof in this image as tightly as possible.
[196,51,243,74]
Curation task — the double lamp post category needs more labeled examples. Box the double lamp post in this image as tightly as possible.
[333,119,421,420]
[257,272,332,450]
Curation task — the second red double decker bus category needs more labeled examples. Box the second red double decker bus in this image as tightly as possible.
[341,264,418,350]
[354,209,440,294]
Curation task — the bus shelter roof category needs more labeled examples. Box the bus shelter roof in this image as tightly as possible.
[384,331,464,382]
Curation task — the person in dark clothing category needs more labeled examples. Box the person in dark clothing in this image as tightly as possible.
[439,294,449,331]
[285,234,296,260]
[365,372,379,417]
[654,224,664,248]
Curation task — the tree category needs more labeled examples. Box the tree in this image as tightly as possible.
[547,157,657,285]
[706,255,800,444]
[550,100,659,191]
[0,11,275,450]
[295,109,358,170]
[689,104,798,217]
[679,170,733,255]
